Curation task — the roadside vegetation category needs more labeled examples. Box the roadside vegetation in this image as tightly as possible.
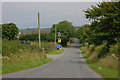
[76,1,120,79]
[2,39,53,74]
[19,20,76,47]
[80,43,119,79]
[2,20,75,74]
[2,39,66,74]
[31,41,65,55]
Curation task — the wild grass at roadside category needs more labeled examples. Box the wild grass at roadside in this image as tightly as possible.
[2,57,52,74]
[48,48,65,55]
[80,48,118,79]
[2,39,52,74]
[2,40,65,74]
[32,41,56,53]
[32,41,65,55]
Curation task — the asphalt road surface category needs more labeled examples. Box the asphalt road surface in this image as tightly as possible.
[3,44,103,78]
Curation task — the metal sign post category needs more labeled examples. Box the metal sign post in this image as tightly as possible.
[55,32,61,49]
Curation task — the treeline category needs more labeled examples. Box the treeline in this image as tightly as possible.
[2,20,75,46]
[19,33,55,42]
[19,20,75,46]
[76,1,120,57]
[50,21,75,46]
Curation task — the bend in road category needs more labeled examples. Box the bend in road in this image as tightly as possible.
[3,44,103,78]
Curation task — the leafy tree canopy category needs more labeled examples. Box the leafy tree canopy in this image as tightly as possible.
[2,23,19,40]
[84,1,120,45]
[50,20,75,46]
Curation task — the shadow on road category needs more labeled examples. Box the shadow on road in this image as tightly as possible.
[74,56,88,59]
[71,59,87,64]
[68,44,80,48]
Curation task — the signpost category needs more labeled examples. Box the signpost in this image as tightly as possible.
[55,32,62,49]
[58,32,61,37]
[58,38,61,43]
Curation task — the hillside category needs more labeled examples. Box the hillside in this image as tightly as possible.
[19,28,50,33]
[19,27,79,34]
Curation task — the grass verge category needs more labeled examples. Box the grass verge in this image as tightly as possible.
[2,58,52,75]
[2,40,65,75]
[48,48,65,55]
[80,48,118,80]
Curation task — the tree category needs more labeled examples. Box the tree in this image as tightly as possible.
[50,20,75,46]
[84,1,120,45]
[2,23,19,40]
[76,24,93,44]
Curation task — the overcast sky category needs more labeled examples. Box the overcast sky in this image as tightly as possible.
[2,2,98,29]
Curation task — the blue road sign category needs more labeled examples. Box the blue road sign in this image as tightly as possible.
[56,45,61,49]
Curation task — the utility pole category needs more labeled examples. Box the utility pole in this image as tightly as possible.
[55,24,56,47]
[38,13,41,48]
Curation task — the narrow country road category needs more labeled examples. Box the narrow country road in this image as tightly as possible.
[3,44,103,78]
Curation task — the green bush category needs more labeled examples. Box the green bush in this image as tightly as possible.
[19,33,55,42]
[2,23,19,40]
[19,34,38,41]
[2,39,42,56]
[31,41,55,54]
[41,42,55,53]
[95,44,109,58]
[89,44,95,52]
[69,38,74,43]
[83,43,89,47]
[109,43,119,56]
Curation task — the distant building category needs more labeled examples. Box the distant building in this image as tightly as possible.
[16,32,22,38]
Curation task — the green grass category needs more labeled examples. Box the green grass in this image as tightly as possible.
[2,40,65,75]
[2,39,52,74]
[48,48,65,55]
[80,48,118,79]
[2,39,43,56]
[32,41,56,53]
[32,41,65,55]
[2,58,52,74]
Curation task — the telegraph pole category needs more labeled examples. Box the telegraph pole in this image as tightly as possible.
[55,24,56,47]
[38,13,41,48]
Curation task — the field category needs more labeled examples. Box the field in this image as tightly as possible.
[19,28,50,33]
[19,28,33,33]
